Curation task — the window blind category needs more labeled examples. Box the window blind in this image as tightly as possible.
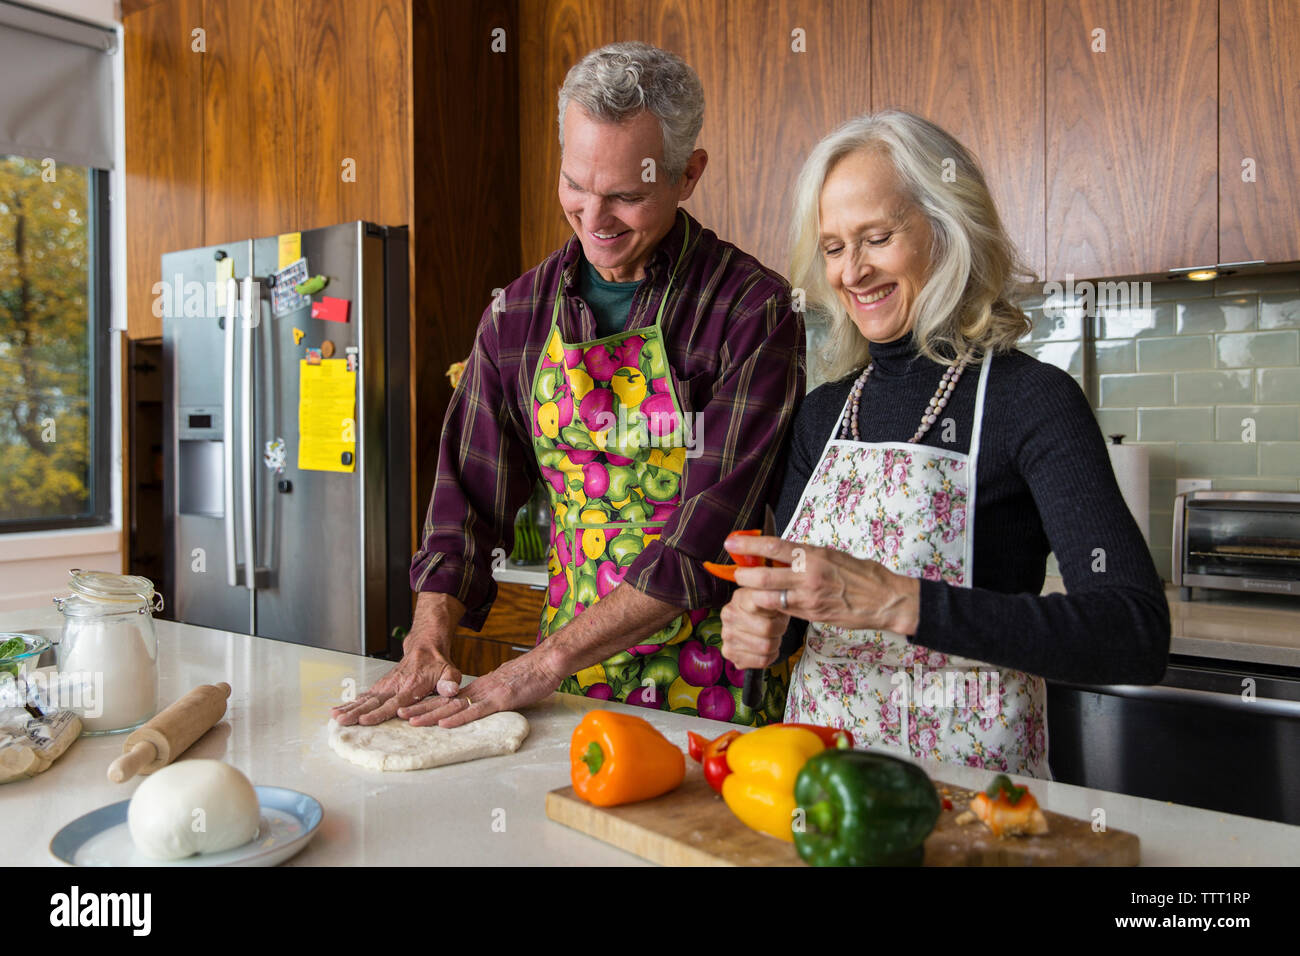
[0,0,117,169]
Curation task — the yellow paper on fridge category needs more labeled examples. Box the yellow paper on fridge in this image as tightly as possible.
[278,232,302,269]
[298,359,356,473]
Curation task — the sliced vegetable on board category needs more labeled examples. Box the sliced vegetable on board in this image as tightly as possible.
[962,773,1049,837]
[686,729,742,794]
[570,711,685,807]
[793,749,941,867]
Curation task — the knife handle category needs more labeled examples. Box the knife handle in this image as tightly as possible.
[742,667,765,709]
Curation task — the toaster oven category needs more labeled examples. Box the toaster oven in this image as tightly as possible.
[1172,490,1300,599]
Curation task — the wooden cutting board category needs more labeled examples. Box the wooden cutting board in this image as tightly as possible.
[546,769,1139,866]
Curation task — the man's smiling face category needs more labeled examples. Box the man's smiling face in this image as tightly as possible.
[559,103,704,282]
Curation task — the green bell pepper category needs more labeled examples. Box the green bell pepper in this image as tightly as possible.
[793,749,941,867]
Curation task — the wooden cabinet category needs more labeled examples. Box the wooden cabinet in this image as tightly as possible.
[518,0,630,271]
[1046,0,1218,280]
[1219,0,1300,266]
[451,581,547,677]
[123,0,205,341]
[722,0,870,275]
[124,0,520,559]
[872,0,1045,279]
[518,0,871,280]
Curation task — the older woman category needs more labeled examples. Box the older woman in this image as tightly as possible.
[719,111,1169,777]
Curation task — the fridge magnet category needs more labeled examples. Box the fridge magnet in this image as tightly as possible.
[272,258,311,316]
[311,296,350,323]
[305,347,322,365]
[320,339,335,359]
[263,437,287,474]
[346,354,358,372]
[292,327,305,345]
[294,274,328,295]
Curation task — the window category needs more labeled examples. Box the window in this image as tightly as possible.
[0,155,110,531]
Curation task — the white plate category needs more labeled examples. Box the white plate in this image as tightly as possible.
[49,786,323,866]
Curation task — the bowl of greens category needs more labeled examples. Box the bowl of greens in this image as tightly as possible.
[0,633,51,680]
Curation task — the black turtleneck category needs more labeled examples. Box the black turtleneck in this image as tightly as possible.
[774,332,1170,685]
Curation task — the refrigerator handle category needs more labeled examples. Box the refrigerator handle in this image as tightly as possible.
[223,276,239,588]
[240,275,257,595]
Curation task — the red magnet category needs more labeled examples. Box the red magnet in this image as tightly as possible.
[312,296,350,323]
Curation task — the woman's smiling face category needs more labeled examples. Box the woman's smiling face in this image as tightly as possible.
[818,148,934,345]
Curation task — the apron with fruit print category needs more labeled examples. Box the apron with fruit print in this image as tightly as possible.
[782,354,1050,777]
[530,216,788,726]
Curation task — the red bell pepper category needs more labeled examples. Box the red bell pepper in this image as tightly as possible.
[687,729,742,794]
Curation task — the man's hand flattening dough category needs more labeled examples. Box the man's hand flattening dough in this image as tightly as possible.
[330,640,463,726]
[398,649,564,728]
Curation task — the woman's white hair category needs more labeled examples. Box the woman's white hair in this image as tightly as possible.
[789,110,1036,381]
[558,42,703,182]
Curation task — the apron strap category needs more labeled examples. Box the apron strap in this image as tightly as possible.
[963,351,994,572]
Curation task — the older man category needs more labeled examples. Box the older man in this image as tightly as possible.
[331,42,803,730]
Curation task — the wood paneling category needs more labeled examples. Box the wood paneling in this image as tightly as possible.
[452,580,545,675]
[1046,0,1217,280]
[202,0,298,242]
[295,0,410,230]
[1219,0,1300,265]
[724,0,871,275]
[518,0,625,270]
[632,0,728,239]
[410,0,521,548]
[872,0,1045,279]
[449,635,528,677]
[123,0,205,340]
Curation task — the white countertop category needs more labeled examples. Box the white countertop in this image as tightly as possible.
[4,606,1299,866]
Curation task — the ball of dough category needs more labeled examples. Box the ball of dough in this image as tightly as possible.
[127,759,260,860]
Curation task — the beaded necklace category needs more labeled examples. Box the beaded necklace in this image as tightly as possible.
[841,352,970,442]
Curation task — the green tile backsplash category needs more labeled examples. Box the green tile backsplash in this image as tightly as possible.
[1017,268,1300,581]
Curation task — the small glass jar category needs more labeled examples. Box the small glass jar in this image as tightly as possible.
[53,570,162,735]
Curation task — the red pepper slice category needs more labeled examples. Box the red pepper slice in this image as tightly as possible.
[724,529,765,568]
[687,731,707,763]
[700,730,741,794]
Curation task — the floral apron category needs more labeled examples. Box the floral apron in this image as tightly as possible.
[529,215,788,726]
[783,354,1050,776]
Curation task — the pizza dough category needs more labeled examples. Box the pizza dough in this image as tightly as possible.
[327,711,530,771]
[127,759,260,860]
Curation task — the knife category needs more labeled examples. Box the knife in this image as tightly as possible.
[741,508,780,710]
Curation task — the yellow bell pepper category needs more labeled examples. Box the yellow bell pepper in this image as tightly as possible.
[721,726,826,842]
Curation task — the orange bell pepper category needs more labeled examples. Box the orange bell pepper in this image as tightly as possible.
[570,710,686,807]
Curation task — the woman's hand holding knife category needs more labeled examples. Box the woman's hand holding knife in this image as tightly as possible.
[717,536,922,673]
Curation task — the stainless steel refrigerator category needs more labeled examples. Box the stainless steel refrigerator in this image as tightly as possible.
[161,221,410,656]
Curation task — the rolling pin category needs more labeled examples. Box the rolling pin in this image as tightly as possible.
[107,682,231,783]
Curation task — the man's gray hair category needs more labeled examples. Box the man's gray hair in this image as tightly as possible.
[558,42,704,182]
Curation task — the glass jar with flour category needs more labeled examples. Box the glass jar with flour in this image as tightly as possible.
[54,570,162,735]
